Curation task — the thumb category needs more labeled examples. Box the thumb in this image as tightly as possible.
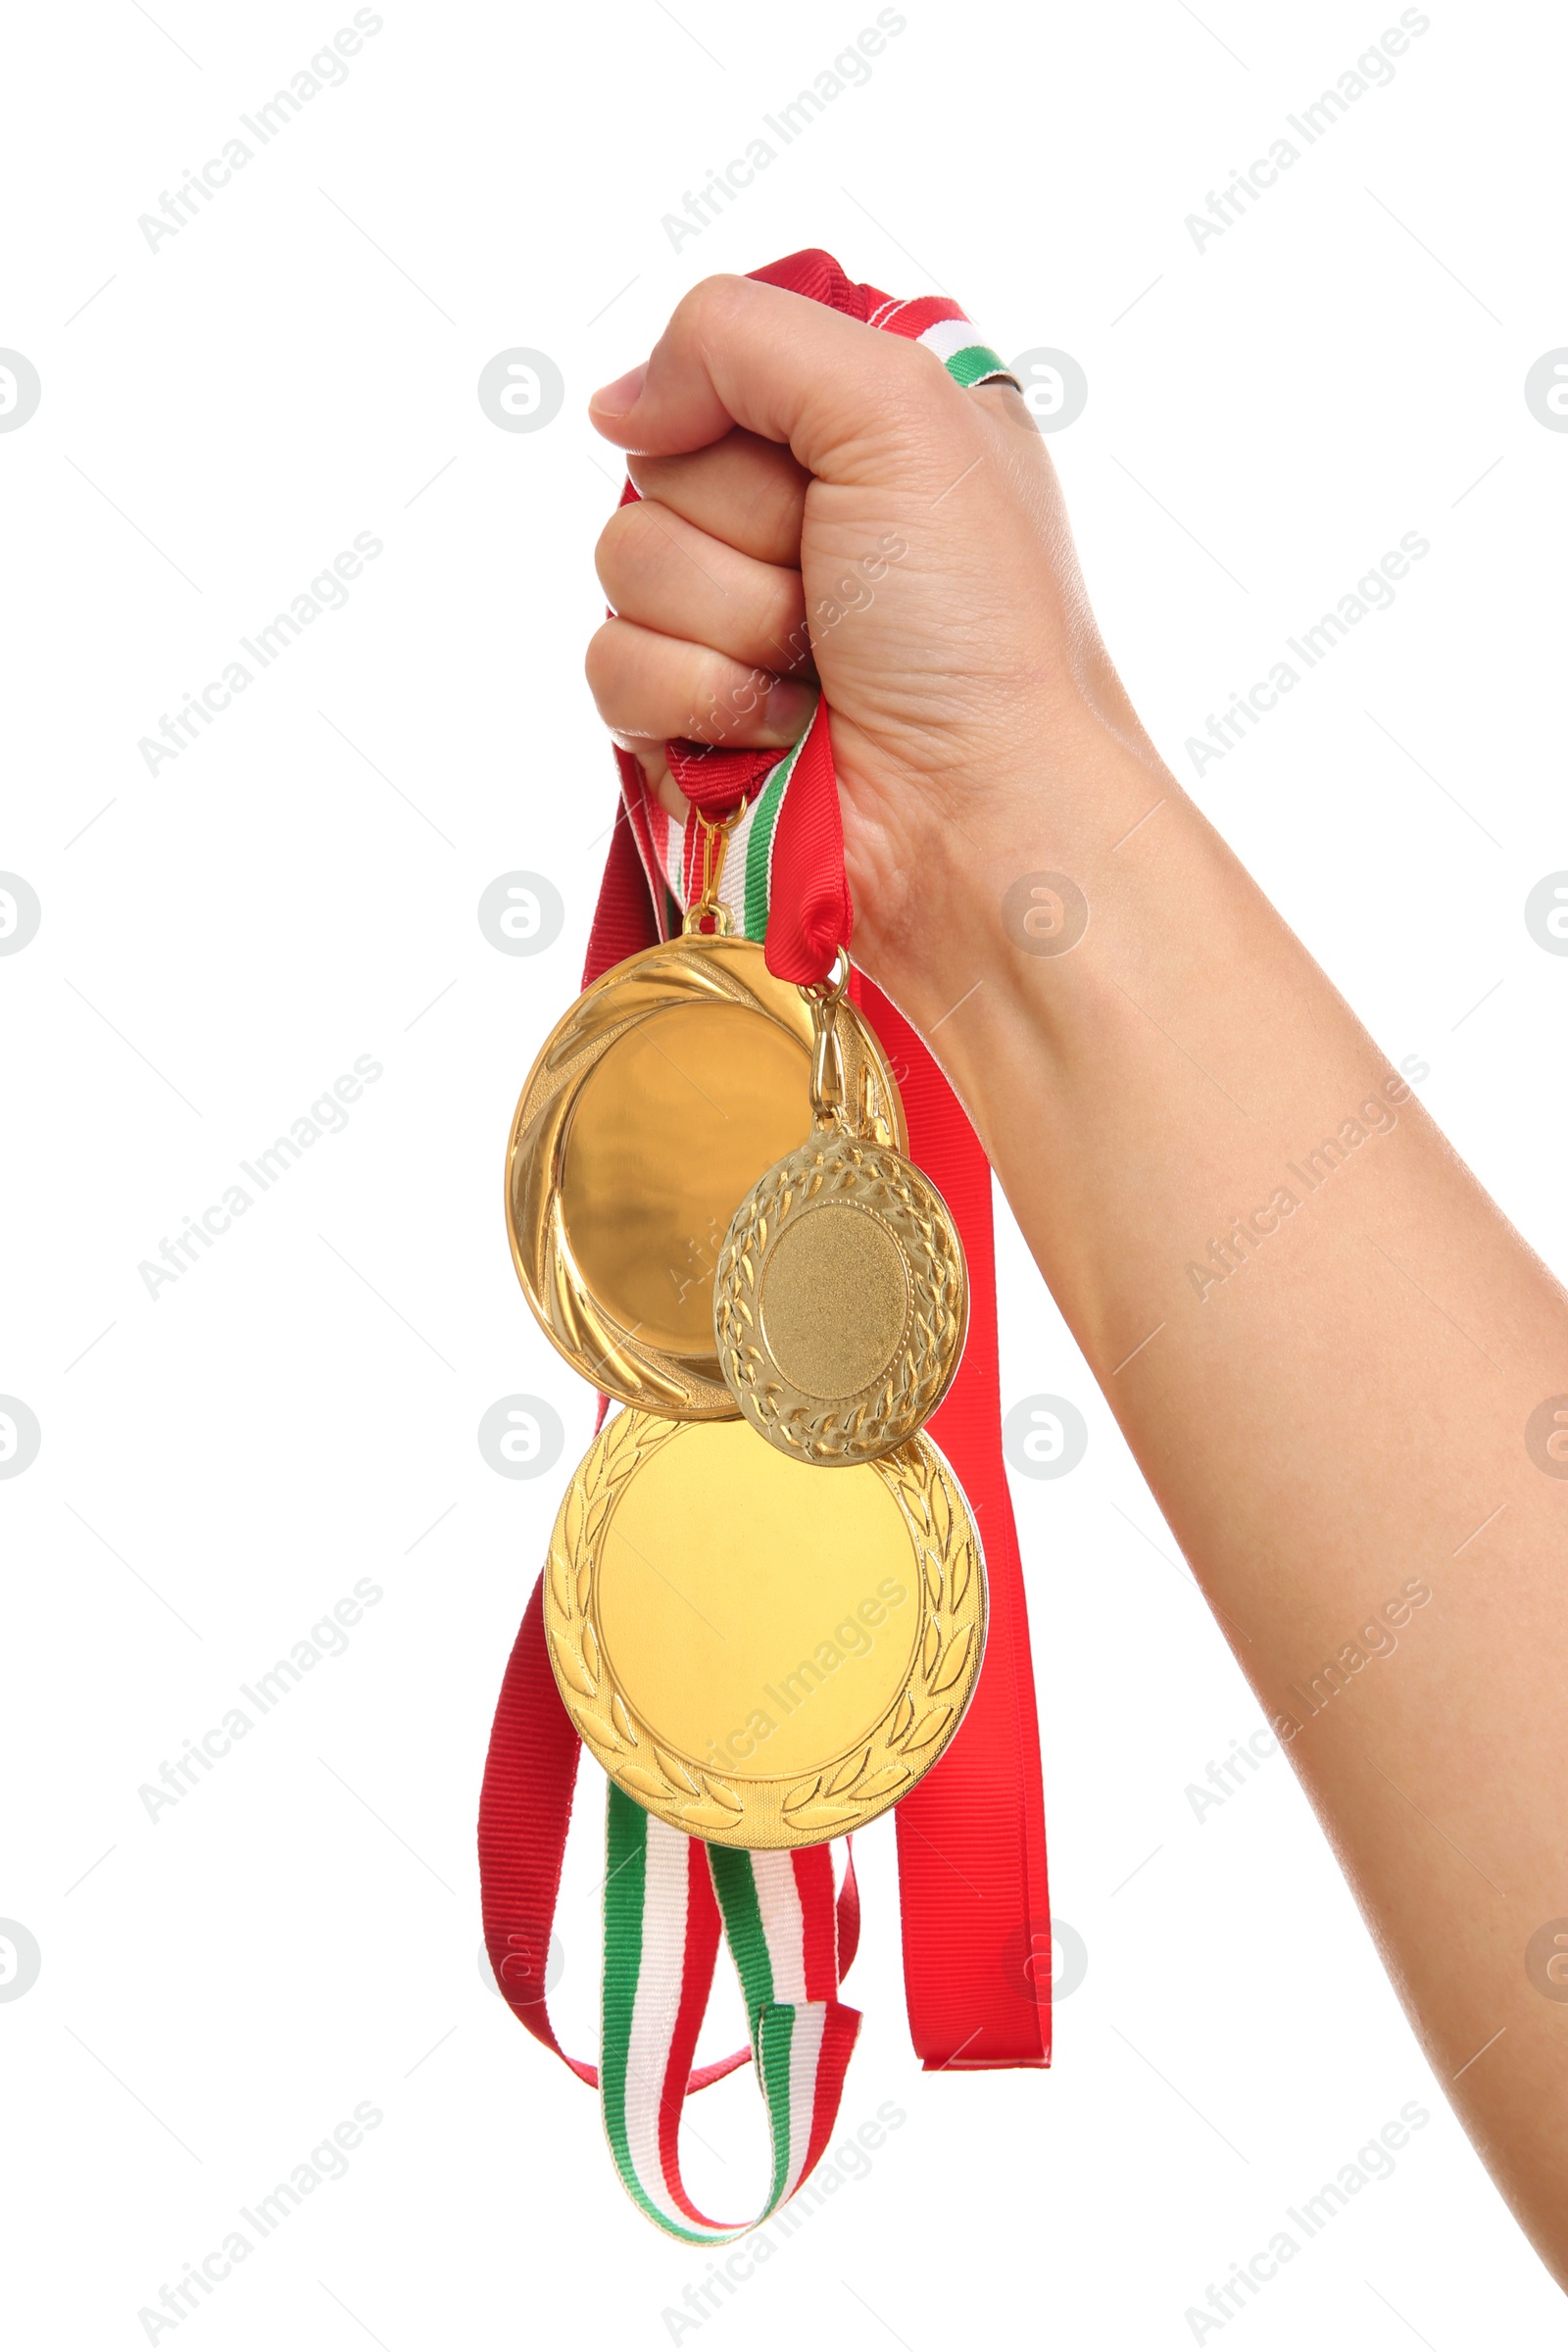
[587,273,970,487]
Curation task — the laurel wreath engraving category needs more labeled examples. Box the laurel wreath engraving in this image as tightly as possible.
[545,1411,749,1835]
[542,1412,986,1849]
[713,1135,966,1466]
[777,1434,982,1835]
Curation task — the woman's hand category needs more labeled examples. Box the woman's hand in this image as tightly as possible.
[585,272,1159,992]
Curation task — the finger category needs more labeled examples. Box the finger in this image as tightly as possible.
[595,498,813,679]
[609,736,692,826]
[585,616,814,750]
[627,430,808,566]
[589,274,968,487]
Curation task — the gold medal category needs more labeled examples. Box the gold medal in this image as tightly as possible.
[505,809,906,1417]
[543,1408,986,1848]
[713,958,968,1464]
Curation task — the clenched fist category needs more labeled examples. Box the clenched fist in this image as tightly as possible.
[585,272,1164,998]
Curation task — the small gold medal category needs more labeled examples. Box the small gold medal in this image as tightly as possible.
[505,811,905,1417]
[543,1408,987,1848]
[713,960,968,1465]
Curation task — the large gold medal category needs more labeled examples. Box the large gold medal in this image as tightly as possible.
[714,959,968,1464]
[543,1408,986,1848]
[505,858,906,1416]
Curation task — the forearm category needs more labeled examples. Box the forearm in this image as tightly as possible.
[879,728,1568,2278]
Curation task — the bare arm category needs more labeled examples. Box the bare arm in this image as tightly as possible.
[897,738,1568,2281]
[585,275,1568,2282]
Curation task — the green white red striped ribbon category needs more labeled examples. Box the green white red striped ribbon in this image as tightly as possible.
[670,726,804,946]
[602,1786,860,2241]
[887,303,1015,388]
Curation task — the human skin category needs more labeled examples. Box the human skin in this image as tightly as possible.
[584,274,1568,2286]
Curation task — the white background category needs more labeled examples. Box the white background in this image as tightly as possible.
[3,0,1566,2345]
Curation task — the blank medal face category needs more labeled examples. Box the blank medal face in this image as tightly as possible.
[544,1411,987,1848]
[560,1003,806,1358]
[758,1201,912,1396]
[596,1421,921,1779]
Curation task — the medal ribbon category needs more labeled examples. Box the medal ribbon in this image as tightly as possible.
[602,1787,860,2242]
[478,247,1048,2249]
[478,1569,860,2060]
[612,251,1053,2068]
[478,1554,865,2238]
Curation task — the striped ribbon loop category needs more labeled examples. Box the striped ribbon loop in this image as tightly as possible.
[601,1787,860,2243]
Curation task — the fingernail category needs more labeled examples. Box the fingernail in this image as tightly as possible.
[760,679,816,743]
[590,362,647,418]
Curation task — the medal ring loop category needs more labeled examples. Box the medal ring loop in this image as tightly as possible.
[799,945,851,1005]
[680,794,750,937]
[801,946,852,1126]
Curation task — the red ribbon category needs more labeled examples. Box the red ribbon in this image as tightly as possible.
[478,1574,860,2083]
[665,702,853,988]
[855,977,1052,2065]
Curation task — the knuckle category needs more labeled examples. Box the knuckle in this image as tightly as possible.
[875,338,975,439]
[739,474,804,563]
[592,509,632,598]
[592,504,638,591]
[582,624,622,710]
[677,273,751,337]
[596,499,672,601]
[656,274,750,371]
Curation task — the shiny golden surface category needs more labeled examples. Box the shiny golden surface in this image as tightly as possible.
[714,1130,969,1465]
[544,1410,987,1847]
[560,1003,805,1357]
[599,1422,919,1778]
[506,937,905,1416]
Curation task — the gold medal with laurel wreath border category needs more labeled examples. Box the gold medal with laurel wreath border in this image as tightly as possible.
[504,935,906,1419]
[542,1408,988,1850]
[714,1131,968,1465]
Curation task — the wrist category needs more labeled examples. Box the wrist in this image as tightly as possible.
[860,718,1189,1046]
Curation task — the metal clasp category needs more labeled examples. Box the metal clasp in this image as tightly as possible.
[802,949,851,1129]
[680,797,749,937]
